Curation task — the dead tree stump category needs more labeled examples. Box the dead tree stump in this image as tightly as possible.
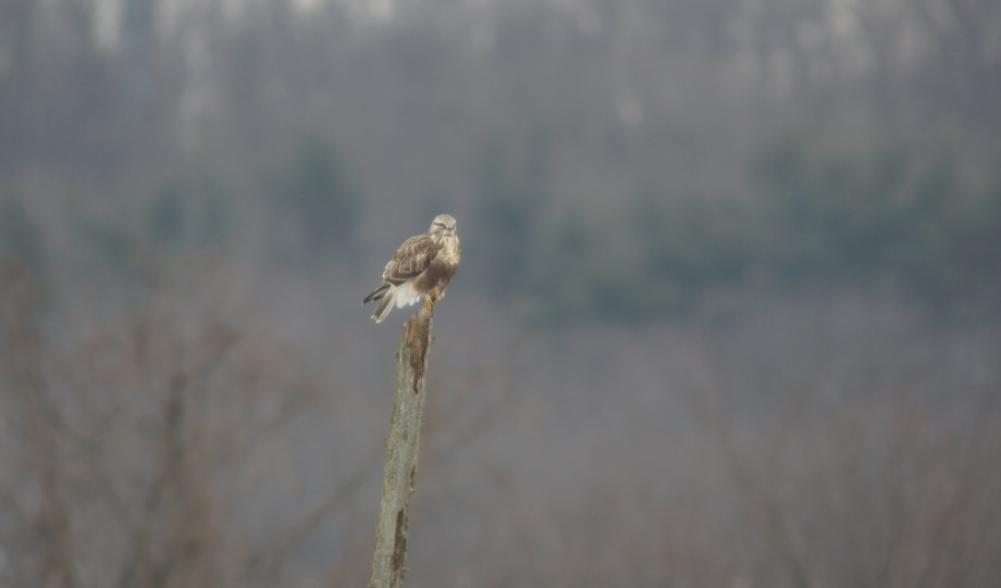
[368,303,434,588]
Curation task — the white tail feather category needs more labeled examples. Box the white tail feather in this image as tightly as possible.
[371,282,425,324]
[373,291,395,323]
[393,282,422,308]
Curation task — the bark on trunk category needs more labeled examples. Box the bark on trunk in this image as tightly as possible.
[368,303,434,588]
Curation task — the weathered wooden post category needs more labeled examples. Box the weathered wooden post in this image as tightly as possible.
[368,303,434,588]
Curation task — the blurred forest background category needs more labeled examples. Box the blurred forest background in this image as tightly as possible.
[1,0,1000,586]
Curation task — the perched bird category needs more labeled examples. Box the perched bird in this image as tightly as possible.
[363,214,461,323]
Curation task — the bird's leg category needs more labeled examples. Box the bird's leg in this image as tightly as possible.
[417,291,437,323]
[425,288,443,310]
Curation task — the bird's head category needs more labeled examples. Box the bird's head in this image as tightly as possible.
[429,214,457,237]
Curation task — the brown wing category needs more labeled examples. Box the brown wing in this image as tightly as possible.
[382,234,438,285]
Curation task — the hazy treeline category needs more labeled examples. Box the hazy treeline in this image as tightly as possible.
[2,0,1000,321]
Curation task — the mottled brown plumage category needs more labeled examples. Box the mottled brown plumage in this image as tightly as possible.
[363,214,461,323]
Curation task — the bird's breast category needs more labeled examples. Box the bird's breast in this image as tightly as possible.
[416,257,457,292]
[442,235,461,264]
